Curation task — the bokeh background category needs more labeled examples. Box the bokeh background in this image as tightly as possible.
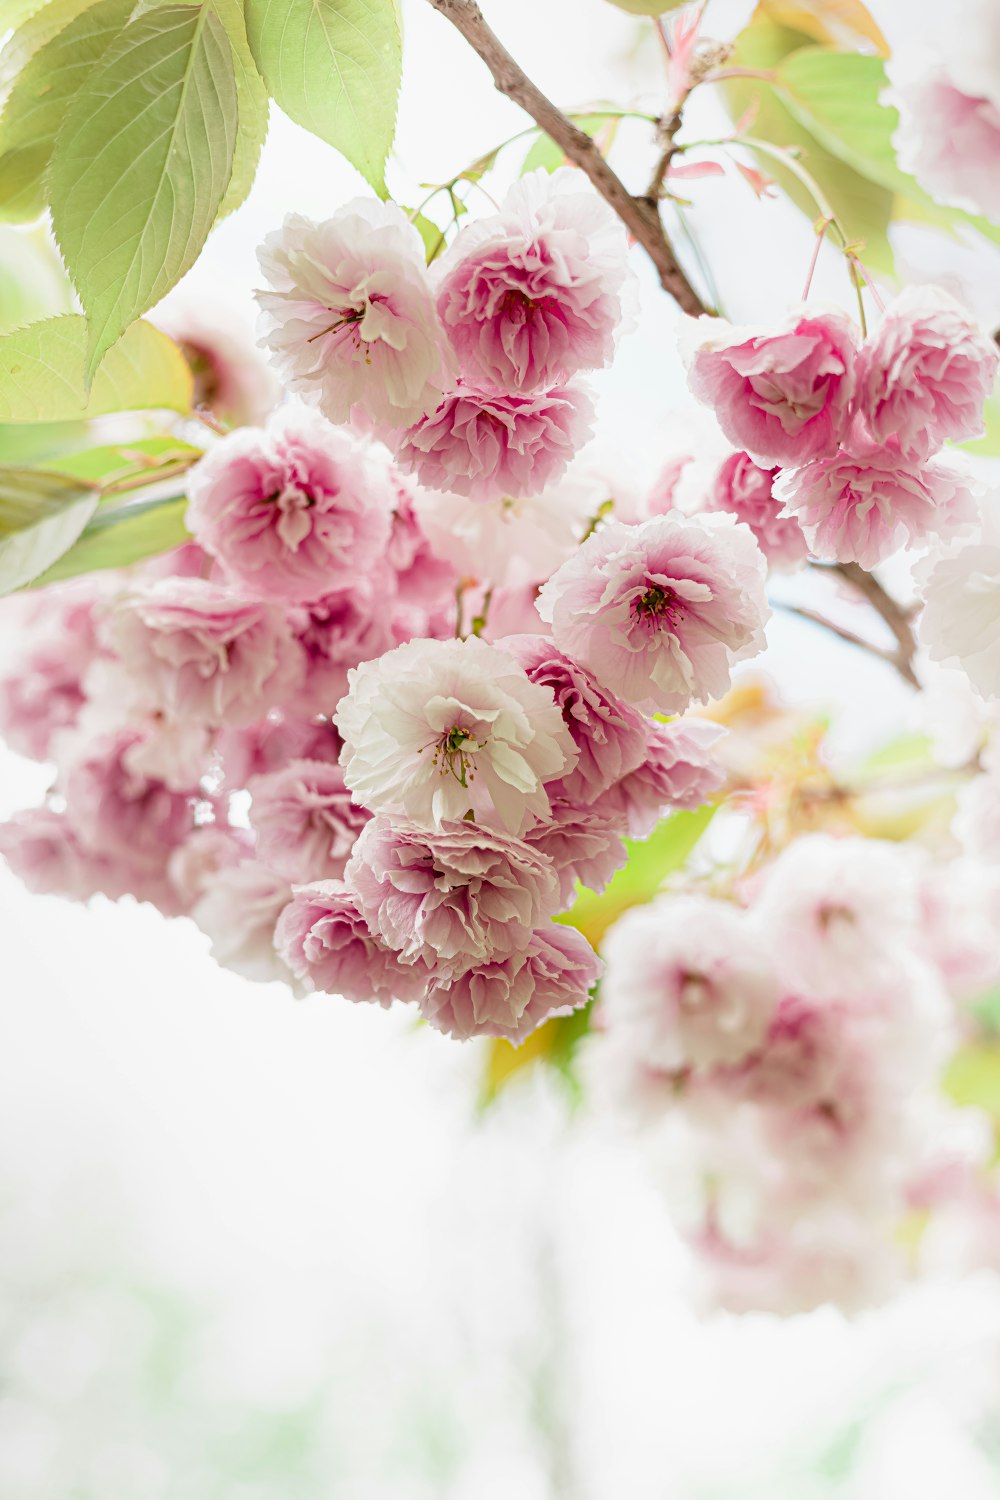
[3,0,1000,1494]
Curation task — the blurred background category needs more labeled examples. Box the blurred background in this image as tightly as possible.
[3,0,1000,1495]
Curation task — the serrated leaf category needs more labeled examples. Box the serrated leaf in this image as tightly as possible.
[245,0,400,194]
[723,20,895,276]
[0,0,134,223]
[557,804,717,949]
[773,47,1000,244]
[397,205,445,263]
[210,0,268,217]
[0,315,193,422]
[29,491,190,584]
[50,4,237,382]
[0,465,98,592]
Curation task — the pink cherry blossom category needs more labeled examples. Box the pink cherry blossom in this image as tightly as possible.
[500,633,648,804]
[0,582,106,760]
[394,381,594,503]
[854,286,998,461]
[167,824,253,910]
[889,61,1000,222]
[186,407,393,603]
[434,167,633,392]
[702,450,808,571]
[287,578,399,718]
[59,726,196,879]
[191,859,300,988]
[108,578,303,727]
[682,307,858,467]
[915,510,1000,700]
[275,880,430,1005]
[592,717,726,838]
[421,922,602,1042]
[215,714,343,792]
[536,513,770,714]
[154,295,278,427]
[248,758,370,883]
[345,815,560,977]
[750,834,919,1001]
[775,444,977,569]
[384,475,457,608]
[256,200,451,427]
[412,469,601,590]
[335,635,577,835]
[521,799,628,908]
[601,893,780,1071]
[0,804,160,905]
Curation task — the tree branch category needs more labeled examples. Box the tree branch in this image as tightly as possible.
[424,0,708,316]
[805,560,920,688]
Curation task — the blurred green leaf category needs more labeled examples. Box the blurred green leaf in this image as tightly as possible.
[961,390,1000,457]
[0,465,98,592]
[944,1042,1000,1118]
[0,315,193,422]
[723,20,896,276]
[773,47,1000,245]
[520,113,624,176]
[479,999,595,1108]
[397,205,446,263]
[603,0,688,13]
[752,0,888,53]
[30,491,190,585]
[558,803,717,948]
[0,225,73,333]
[245,0,400,195]
[46,435,202,487]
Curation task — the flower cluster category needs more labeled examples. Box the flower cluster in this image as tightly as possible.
[257,171,635,504]
[0,171,751,1043]
[682,290,995,570]
[590,833,971,1315]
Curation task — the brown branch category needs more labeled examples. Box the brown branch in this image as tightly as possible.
[805,560,920,688]
[833,562,919,687]
[425,0,708,316]
[776,601,907,676]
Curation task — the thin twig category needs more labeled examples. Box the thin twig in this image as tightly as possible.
[776,600,905,675]
[425,0,707,315]
[805,560,920,688]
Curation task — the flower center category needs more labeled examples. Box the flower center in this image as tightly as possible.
[431,725,479,787]
[307,305,366,344]
[633,583,684,629]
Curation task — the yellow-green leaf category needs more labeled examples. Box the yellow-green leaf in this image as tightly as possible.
[723,20,896,276]
[0,465,98,592]
[50,4,237,381]
[30,491,190,585]
[557,804,717,949]
[0,0,134,223]
[245,0,400,194]
[0,315,194,422]
[211,0,269,217]
[752,0,888,54]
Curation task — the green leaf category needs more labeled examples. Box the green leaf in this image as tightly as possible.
[603,0,688,12]
[46,433,202,486]
[557,804,717,948]
[0,420,87,463]
[29,491,190,584]
[944,1042,1000,1118]
[961,389,1000,457]
[0,315,193,422]
[50,4,238,382]
[520,114,619,176]
[0,465,98,592]
[0,224,73,332]
[396,204,446,263]
[723,20,896,276]
[773,46,1000,244]
[211,0,269,217]
[245,0,400,194]
[0,0,135,223]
